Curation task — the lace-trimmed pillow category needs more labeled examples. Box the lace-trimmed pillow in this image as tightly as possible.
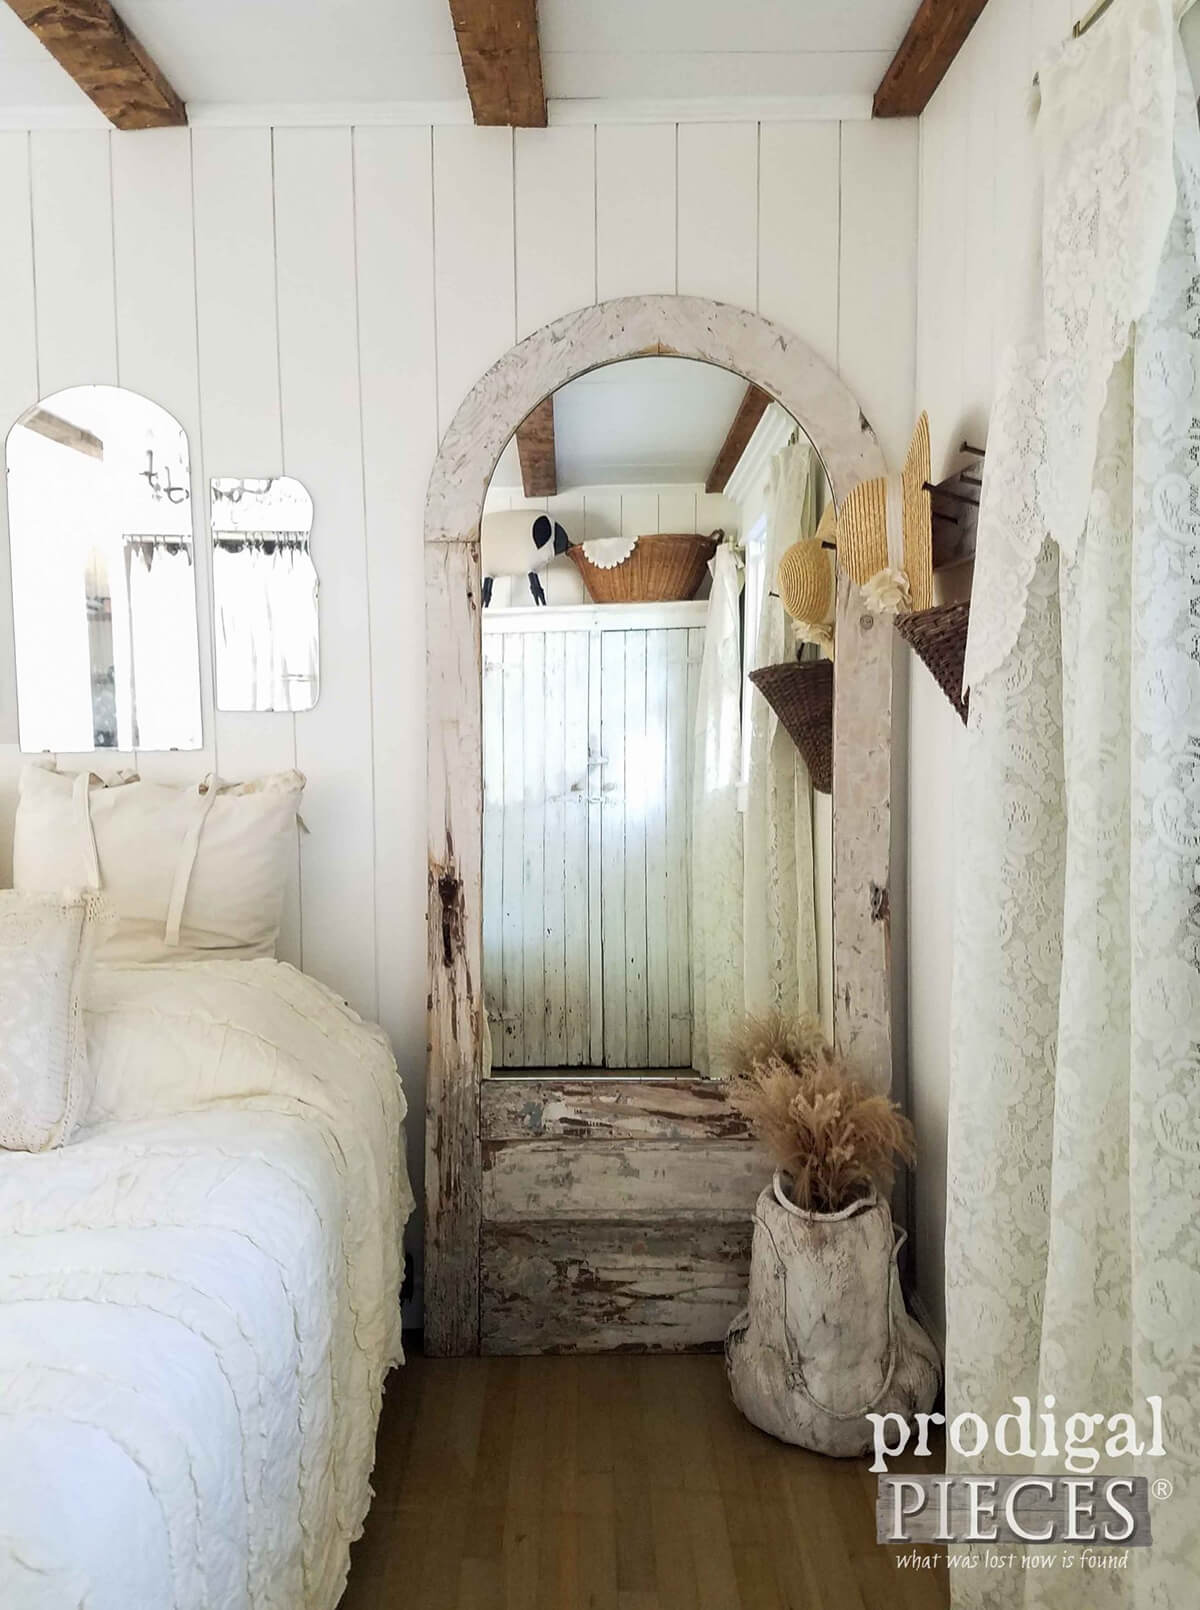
[0,890,111,1151]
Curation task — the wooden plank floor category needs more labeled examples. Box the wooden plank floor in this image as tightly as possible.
[341,1350,948,1610]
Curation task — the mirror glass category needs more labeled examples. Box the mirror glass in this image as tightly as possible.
[480,356,834,1079]
[210,476,318,712]
[6,385,202,753]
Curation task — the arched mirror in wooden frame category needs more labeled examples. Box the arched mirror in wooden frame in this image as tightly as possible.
[425,295,893,1356]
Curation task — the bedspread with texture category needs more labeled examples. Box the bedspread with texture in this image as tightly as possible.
[0,958,413,1610]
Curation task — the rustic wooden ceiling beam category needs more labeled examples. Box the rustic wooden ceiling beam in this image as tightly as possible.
[4,0,185,129]
[873,0,989,118]
[22,407,103,459]
[705,384,771,496]
[515,396,556,498]
[448,0,546,128]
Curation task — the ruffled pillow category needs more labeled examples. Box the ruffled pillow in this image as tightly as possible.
[0,890,111,1151]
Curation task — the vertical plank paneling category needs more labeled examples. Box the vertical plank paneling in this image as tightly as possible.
[515,126,595,337]
[599,629,627,1068]
[657,489,697,535]
[191,125,301,960]
[30,131,117,394]
[962,7,1000,438]
[584,491,622,545]
[29,130,127,776]
[433,125,516,434]
[586,627,604,1062]
[274,126,376,1016]
[644,628,670,1066]
[595,124,676,300]
[623,629,649,1066]
[110,127,214,783]
[500,629,525,1068]
[563,630,591,1064]
[837,120,918,471]
[482,637,504,1065]
[758,123,841,372]
[665,628,691,1068]
[353,126,438,1282]
[0,133,37,854]
[520,631,546,1066]
[677,124,758,311]
[541,630,568,1064]
[620,491,658,545]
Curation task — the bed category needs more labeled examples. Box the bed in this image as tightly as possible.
[0,956,413,1610]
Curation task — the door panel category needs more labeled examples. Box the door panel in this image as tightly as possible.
[483,619,698,1070]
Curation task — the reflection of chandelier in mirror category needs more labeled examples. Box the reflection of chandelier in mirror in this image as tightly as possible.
[139,448,189,504]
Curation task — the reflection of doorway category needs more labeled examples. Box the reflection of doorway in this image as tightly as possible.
[483,601,705,1071]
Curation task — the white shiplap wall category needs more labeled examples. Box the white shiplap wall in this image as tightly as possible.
[908,0,1200,1346]
[0,116,918,1309]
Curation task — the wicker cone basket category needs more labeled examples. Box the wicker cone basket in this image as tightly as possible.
[748,659,833,794]
[895,601,970,724]
[568,533,718,604]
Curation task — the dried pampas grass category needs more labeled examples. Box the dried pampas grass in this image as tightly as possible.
[728,1014,915,1215]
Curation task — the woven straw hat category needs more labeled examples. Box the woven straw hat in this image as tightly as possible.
[778,503,837,634]
[836,413,933,612]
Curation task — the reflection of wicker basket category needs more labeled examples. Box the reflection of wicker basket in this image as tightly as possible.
[896,602,969,724]
[568,533,718,603]
[748,659,833,794]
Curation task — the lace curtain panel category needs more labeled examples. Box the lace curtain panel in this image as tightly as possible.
[948,4,1200,1606]
[742,438,820,1025]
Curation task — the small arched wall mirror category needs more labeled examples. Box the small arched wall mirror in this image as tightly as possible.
[6,385,202,753]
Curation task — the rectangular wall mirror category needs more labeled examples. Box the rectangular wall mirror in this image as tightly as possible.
[6,385,202,753]
[210,476,319,713]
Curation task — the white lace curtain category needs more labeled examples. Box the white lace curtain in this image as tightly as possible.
[948,4,1200,1604]
[690,542,745,1075]
[743,438,820,1023]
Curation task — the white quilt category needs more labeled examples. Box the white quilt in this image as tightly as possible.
[0,959,414,1610]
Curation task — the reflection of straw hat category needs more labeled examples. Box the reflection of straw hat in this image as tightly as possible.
[836,414,933,613]
[779,503,836,640]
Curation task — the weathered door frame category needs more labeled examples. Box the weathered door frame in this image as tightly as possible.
[426,295,892,1356]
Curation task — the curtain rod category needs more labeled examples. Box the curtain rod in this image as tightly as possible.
[1032,0,1117,87]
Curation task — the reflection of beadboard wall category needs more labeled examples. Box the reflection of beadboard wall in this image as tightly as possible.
[482,481,736,608]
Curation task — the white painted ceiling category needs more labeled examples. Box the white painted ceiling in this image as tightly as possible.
[490,357,753,492]
[0,0,915,123]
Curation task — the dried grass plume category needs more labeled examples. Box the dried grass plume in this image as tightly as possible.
[728,1014,915,1215]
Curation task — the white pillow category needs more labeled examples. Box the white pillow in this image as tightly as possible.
[13,763,305,964]
[0,889,110,1150]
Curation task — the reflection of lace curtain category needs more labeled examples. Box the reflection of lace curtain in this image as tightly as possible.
[743,438,819,1022]
[214,541,318,712]
[690,544,744,1075]
[126,544,200,750]
[948,7,1200,1605]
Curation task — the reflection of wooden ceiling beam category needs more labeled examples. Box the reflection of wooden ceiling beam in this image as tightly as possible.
[873,0,989,117]
[448,0,546,127]
[4,0,186,130]
[706,385,771,495]
[516,396,556,498]
[22,407,103,459]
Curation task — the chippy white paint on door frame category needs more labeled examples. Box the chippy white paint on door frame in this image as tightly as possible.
[426,294,896,1356]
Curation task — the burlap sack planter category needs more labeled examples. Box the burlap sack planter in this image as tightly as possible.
[725,1172,940,1455]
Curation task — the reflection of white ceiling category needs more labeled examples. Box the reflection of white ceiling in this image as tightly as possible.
[491,357,751,491]
[0,0,915,123]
